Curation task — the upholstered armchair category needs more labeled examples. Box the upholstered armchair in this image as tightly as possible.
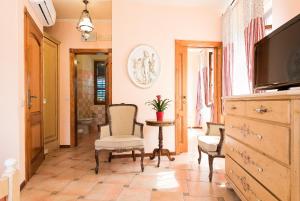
[197,122,225,182]
[94,104,145,174]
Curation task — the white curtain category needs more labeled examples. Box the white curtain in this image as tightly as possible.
[195,50,213,126]
[222,0,264,96]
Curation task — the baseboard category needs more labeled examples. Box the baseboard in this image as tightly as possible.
[111,152,176,159]
[20,180,26,191]
[59,145,71,148]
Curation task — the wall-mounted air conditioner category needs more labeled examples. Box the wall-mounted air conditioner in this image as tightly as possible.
[29,0,56,27]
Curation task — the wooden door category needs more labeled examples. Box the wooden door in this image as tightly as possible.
[25,11,44,180]
[175,43,188,153]
[43,36,59,152]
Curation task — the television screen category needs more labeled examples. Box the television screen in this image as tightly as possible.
[254,14,300,90]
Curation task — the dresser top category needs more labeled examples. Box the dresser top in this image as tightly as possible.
[223,89,300,100]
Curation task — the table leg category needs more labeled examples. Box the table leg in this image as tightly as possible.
[156,126,163,167]
[157,149,161,167]
[150,148,159,160]
[150,125,176,167]
[162,149,175,161]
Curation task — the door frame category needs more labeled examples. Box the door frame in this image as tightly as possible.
[69,48,112,147]
[24,9,44,180]
[175,40,222,154]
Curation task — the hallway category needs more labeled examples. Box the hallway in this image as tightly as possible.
[21,129,239,201]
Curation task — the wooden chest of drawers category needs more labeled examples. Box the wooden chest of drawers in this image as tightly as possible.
[224,91,300,201]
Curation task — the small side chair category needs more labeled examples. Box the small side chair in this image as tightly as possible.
[197,122,225,182]
[94,104,145,174]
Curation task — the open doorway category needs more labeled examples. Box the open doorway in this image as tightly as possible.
[70,49,112,146]
[175,40,222,154]
[186,48,216,153]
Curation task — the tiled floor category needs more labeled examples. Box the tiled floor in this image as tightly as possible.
[21,128,240,201]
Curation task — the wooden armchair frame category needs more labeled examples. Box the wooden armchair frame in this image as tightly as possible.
[198,122,225,182]
[95,104,145,174]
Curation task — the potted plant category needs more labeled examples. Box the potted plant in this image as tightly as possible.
[146,95,171,121]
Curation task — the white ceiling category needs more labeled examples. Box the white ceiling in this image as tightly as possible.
[52,0,112,20]
[52,0,231,20]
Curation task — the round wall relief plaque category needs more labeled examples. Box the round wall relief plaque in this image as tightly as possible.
[127,45,161,88]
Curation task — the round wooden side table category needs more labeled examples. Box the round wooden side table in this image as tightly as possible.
[145,119,175,167]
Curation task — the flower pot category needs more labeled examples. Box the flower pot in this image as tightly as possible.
[156,112,164,121]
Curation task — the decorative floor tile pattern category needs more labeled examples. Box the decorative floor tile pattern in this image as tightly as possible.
[21,129,240,201]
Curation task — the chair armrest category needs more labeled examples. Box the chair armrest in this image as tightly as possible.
[134,122,144,138]
[100,124,110,139]
[216,128,225,154]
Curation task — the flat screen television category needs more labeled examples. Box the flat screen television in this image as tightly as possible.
[254,13,300,90]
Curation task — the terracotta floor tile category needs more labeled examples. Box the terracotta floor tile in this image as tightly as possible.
[33,177,71,192]
[44,194,79,201]
[151,191,184,201]
[116,188,152,201]
[183,196,219,201]
[187,181,215,197]
[21,129,240,201]
[36,165,68,176]
[84,183,123,200]
[56,169,89,180]
[61,180,98,195]
[23,174,52,189]
[80,172,110,182]
[155,179,188,193]
[129,175,157,189]
[104,172,135,184]
[21,189,51,201]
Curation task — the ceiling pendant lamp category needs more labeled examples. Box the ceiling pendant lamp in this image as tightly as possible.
[77,0,94,39]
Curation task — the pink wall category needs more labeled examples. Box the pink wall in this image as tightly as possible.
[0,0,43,182]
[45,20,112,145]
[0,0,21,178]
[112,0,222,152]
[273,0,300,29]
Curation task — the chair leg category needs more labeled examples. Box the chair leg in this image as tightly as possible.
[108,152,112,163]
[197,145,202,164]
[140,149,144,172]
[95,150,99,174]
[132,150,136,162]
[208,155,214,182]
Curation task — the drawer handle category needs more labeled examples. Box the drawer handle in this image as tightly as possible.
[257,167,263,172]
[231,106,237,110]
[256,134,263,140]
[255,106,269,114]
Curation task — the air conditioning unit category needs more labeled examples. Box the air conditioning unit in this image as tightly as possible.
[29,0,56,27]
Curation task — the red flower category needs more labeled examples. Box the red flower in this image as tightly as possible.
[156,95,161,101]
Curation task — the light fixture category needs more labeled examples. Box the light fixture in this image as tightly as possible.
[77,0,94,39]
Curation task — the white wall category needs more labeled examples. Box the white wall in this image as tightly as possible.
[112,0,222,152]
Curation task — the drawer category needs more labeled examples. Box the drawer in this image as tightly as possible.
[226,137,290,201]
[246,100,290,124]
[225,115,290,165]
[224,101,246,116]
[226,157,279,201]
